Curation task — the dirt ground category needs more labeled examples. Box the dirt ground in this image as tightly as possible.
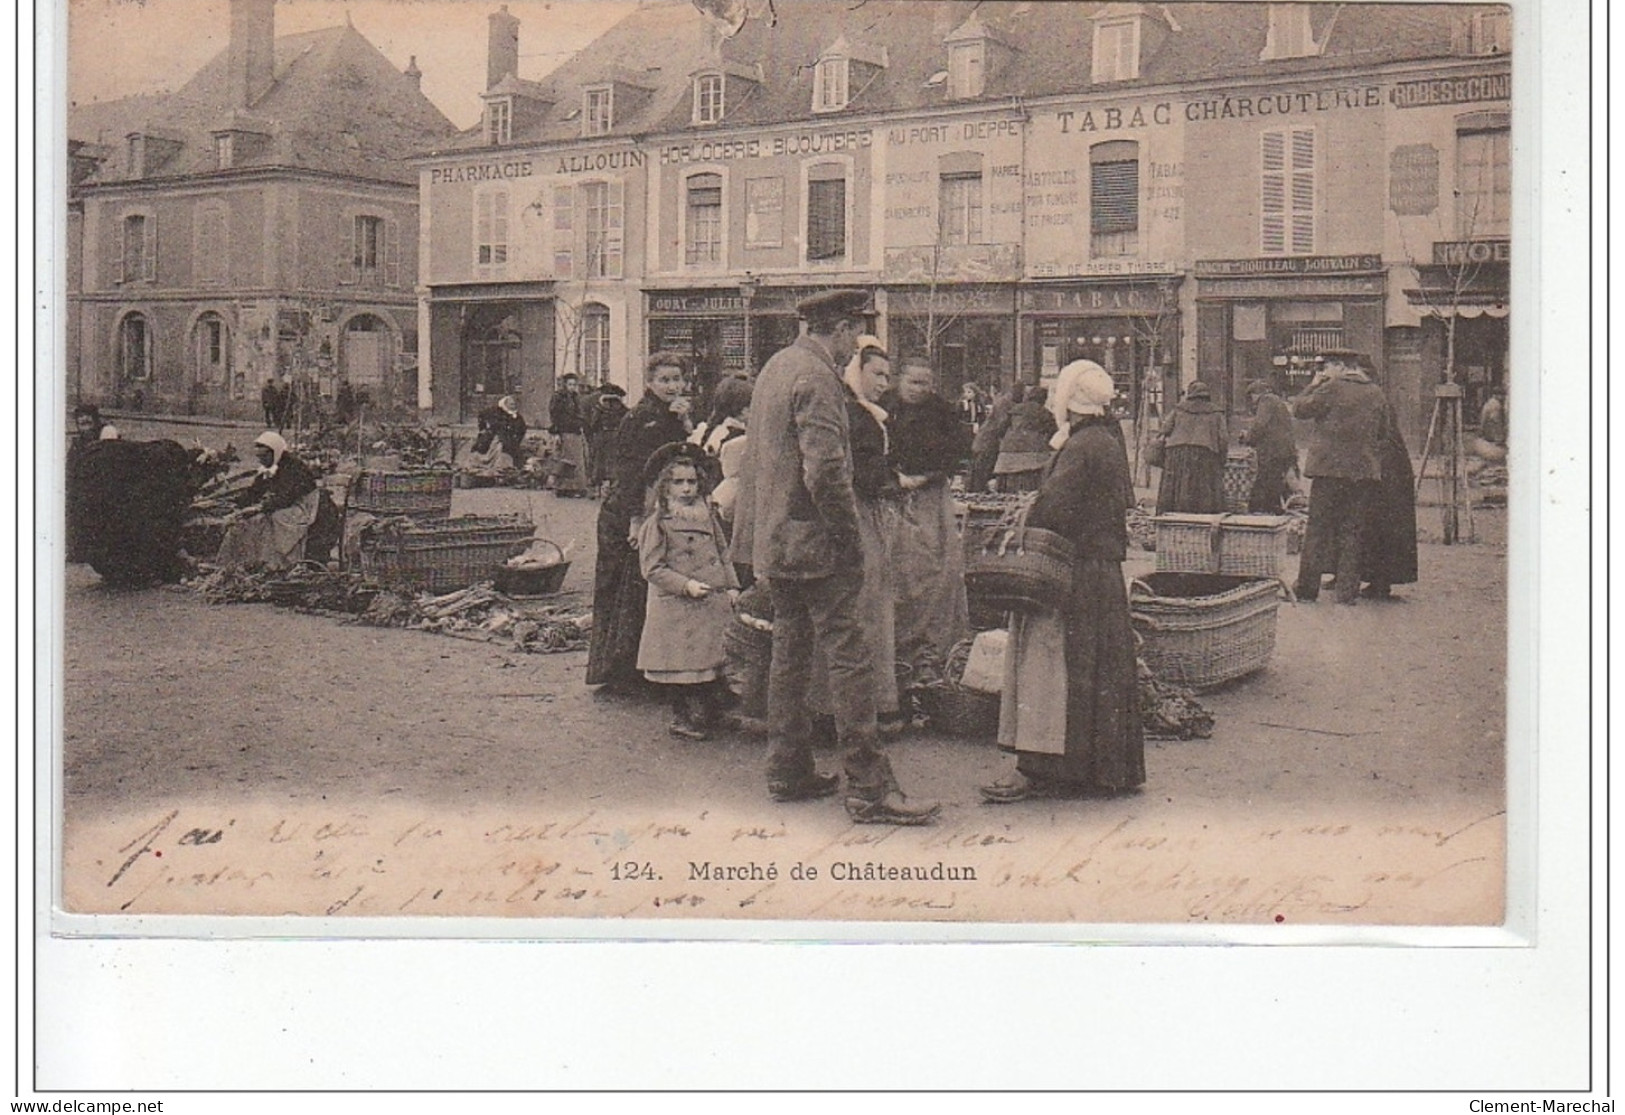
[57,453,1509,927]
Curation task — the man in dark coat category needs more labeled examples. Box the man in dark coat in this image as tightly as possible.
[733,289,939,825]
[261,379,286,430]
[1240,379,1298,513]
[1291,351,1389,605]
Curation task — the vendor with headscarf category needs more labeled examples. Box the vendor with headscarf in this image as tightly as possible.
[1155,380,1228,514]
[984,360,1143,803]
[473,395,529,470]
[215,432,320,571]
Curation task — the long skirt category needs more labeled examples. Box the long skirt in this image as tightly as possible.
[892,483,969,672]
[998,558,1145,790]
[809,498,900,717]
[586,504,649,686]
[215,490,320,572]
[553,432,591,495]
[1362,456,1419,588]
[1155,445,1225,514]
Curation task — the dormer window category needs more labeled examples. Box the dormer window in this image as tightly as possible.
[214,133,233,170]
[126,134,145,177]
[694,73,724,125]
[486,97,512,145]
[1469,9,1511,55]
[814,57,849,112]
[584,86,613,136]
[948,41,985,99]
[1262,3,1319,61]
[1092,18,1140,82]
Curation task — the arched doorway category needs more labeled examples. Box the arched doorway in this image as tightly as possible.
[341,313,394,409]
[115,311,152,408]
[190,312,231,414]
[461,307,523,419]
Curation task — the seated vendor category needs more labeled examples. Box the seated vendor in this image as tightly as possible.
[215,432,320,571]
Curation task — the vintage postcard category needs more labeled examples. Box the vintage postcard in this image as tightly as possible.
[52,0,1527,935]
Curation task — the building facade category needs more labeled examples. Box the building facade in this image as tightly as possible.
[415,1,1511,440]
[67,0,456,420]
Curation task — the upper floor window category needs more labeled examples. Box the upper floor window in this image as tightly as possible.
[1090,140,1140,257]
[194,204,227,286]
[486,97,512,145]
[584,86,613,136]
[579,303,611,384]
[475,189,510,275]
[948,41,985,99]
[1456,113,1511,237]
[1092,19,1140,83]
[1261,126,1316,255]
[685,173,723,266]
[806,163,847,262]
[1470,9,1511,55]
[119,213,155,283]
[694,73,725,125]
[1262,3,1318,60]
[814,57,849,113]
[939,171,983,246]
[582,180,625,278]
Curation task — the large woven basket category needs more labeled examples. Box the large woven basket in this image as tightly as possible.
[1154,513,1293,582]
[723,611,773,720]
[349,469,455,520]
[359,514,534,592]
[1130,572,1282,691]
[956,492,1036,561]
[965,525,1074,613]
[1223,449,1256,513]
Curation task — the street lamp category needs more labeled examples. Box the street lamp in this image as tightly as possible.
[738,272,759,378]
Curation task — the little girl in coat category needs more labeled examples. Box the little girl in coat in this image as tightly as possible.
[636,443,739,739]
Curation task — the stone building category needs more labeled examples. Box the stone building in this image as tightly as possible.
[67,0,456,420]
[416,0,1509,440]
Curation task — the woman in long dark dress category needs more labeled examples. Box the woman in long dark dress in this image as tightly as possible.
[1359,394,1419,599]
[992,386,1057,493]
[586,353,694,689]
[1155,381,1228,514]
[983,361,1144,802]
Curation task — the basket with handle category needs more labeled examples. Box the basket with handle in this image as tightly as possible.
[349,468,455,520]
[359,513,535,593]
[964,522,1074,614]
[916,637,1001,739]
[1153,513,1293,585]
[1129,572,1283,691]
[723,608,774,720]
[493,539,571,596]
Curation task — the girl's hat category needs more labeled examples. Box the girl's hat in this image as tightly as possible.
[642,440,714,492]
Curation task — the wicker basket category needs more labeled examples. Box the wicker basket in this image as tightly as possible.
[918,684,1000,739]
[359,514,535,592]
[1223,449,1256,513]
[1153,513,1293,582]
[956,492,1036,561]
[493,541,571,596]
[1129,572,1282,691]
[965,525,1074,613]
[349,469,455,520]
[723,611,773,720]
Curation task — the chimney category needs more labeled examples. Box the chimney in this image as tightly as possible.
[404,55,422,93]
[228,0,277,109]
[488,5,520,90]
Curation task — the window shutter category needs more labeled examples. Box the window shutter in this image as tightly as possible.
[1289,127,1315,254]
[807,174,846,260]
[1261,129,1287,255]
[552,184,574,277]
[344,214,358,282]
[606,179,624,278]
[475,195,492,268]
[385,218,401,287]
[142,215,157,282]
[113,216,126,285]
[1090,160,1138,234]
[492,190,509,265]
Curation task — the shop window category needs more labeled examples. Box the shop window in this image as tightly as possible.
[814,57,849,112]
[194,203,227,286]
[582,180,625,279]
[118,313,151,383]
[1261,126,1315,255]
[584,86,613,136]
[939,171,983,246]
[119,212,156,284]
[475,188,510,276]
[806,164,847,262]
[193,313,229,388]
[694,73,724,125]
[485,97,512,145]
[1456,114,1510,238]
[1092,19,1139,83]
[685,172,723,266]
[579,303,611,384]
[948,41,984,99]
[1090,140,1139,257]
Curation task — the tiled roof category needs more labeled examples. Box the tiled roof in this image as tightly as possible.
[447,0,1508,153]
[70,24,457,187]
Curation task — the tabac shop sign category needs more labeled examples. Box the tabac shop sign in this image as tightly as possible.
[1195,255,1384,277]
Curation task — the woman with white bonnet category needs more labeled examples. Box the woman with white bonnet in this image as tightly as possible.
[215,431,320,571]
[983,359,1143,803]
